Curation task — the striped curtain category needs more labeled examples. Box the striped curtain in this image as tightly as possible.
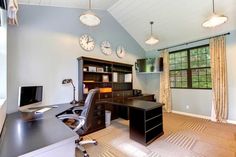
[159,49,172,112]
[210,36,228,122]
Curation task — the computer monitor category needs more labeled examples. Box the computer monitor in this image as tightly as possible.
[18,86,43,108]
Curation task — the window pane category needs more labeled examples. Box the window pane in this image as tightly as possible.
[169,51,188,70]
[190,46,210,69]
[191,68,211,88]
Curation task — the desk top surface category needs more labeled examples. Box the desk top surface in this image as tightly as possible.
[0,104,77,157]
[105,99,163,111]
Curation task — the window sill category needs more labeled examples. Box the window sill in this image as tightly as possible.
[0,98,6,107]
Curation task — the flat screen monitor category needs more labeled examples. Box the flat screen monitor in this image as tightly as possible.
[18,86,43,107]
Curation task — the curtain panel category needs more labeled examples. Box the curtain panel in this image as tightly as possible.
[159,49,172,112]
[210,36,228,122]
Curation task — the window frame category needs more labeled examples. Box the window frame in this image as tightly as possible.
[169,44,212,90]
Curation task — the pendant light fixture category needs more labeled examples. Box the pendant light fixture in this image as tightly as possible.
[202,0,228,28]
[145,21,159,45]
[80,0,101,27]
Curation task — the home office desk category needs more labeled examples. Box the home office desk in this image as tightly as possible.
[0,104,77,157]
[102,99,164,145]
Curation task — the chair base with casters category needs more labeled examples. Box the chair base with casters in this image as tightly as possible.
[75,137,97,157]
[58,114,97,157]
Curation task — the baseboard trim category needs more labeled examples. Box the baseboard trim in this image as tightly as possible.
[171,110,211,120]
[171,110,236,125]
[227,120,236,125]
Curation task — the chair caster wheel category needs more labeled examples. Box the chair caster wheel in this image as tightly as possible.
[93,140,98,145]
[84,154,89,157]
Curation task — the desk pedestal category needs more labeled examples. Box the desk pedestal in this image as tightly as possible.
[129,105,163,146]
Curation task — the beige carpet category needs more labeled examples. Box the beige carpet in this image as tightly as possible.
[76,113,236,157]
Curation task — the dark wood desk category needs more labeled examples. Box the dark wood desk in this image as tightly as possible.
[104,99,164,145]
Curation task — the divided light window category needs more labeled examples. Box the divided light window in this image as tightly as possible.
[169,45,212,89]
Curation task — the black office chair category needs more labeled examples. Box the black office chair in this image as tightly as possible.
[58,88,99,157]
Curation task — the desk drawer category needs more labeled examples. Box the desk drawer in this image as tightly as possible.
[100,93,112,99]
[124,90,133,97]
[113,91,124,98]
[146,107,162,120]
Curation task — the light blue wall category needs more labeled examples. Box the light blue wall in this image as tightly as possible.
[7,5,146,113]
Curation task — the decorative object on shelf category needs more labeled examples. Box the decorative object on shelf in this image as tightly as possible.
[79,34,95,51]
[116,46,126,58]
[80,0,100,27]
[88,66,96,72]
[102,75,109,82]
[125,74,132,82]
[100,40,113,55]
[96,67,104,72]
[62,79,78,105]
[100,87,112,93]
[83,67,88,71]
[104,66,109,72]
[136,57,162,73]
[112,72,118,82]
[202,0,228,28]
[145,21,159,45]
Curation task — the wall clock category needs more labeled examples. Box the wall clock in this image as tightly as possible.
[100,41,113,55]
[116,46,126,58]
[79,34,95,51]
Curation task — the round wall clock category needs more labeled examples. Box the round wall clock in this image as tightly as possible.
[116,46,126,58]
[79,34,95,51]
[100,41,113,55]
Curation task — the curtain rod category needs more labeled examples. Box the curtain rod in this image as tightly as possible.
[157,32,230,52]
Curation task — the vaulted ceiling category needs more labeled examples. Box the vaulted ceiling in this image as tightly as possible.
[19,0,236,52]
[18,0,118,10]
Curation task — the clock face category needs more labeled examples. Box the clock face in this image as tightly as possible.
[100,41,112,55]
[116,46,126,58]
[79,34,95,51]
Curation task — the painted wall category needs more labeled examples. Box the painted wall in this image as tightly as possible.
[226,30,236,121]
[7,5,146,113]
[0,9,7,133]
[145,31,236,121]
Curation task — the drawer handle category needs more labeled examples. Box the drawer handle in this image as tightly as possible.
[105,95,108,98]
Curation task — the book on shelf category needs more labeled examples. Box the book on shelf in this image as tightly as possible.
[125,74,132,82]
[113,72,118,82]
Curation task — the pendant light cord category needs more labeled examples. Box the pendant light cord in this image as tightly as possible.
[150,21,154,36]
[89,0,91,10]
[212,0,215,13]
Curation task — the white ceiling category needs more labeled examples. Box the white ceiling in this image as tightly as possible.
[108,0,236,51]
[19,0,236,52]
[18,0,118,10]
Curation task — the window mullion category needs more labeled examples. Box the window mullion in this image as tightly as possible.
[187,50,192,88]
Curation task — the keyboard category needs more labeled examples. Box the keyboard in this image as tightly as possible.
[35,107,51,113]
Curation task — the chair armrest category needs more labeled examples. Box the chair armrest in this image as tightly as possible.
[58,114,86,132]
[72,106,84,115]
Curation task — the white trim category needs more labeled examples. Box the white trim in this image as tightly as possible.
[172,110,236,125]
[227,120,236,125]
[171,110,211,120]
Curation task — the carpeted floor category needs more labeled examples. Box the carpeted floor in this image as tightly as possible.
[76,113,236,157]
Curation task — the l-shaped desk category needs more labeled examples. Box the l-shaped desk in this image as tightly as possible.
[0,100,163,157]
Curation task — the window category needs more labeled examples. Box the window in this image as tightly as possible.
[169,45,211,89]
